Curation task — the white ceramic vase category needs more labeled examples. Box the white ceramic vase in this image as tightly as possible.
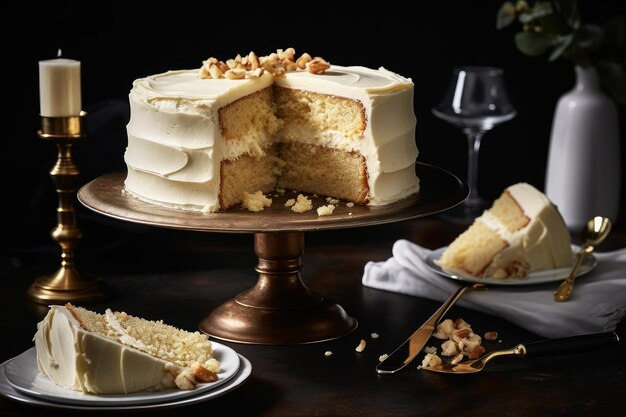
[545,65,621,232]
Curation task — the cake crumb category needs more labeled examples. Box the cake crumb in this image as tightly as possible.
[242,191,272,212]
[421,353,442,368]
[424,346,437,355]
[355,339,366,352]
[317,204,336,216]
[326,197,340,204]
[324,351,333,357]
[379,353,389,362]
[346,202,354,208]
[284,198,296,207]
[291,194,313,213]
[370,332,380,339]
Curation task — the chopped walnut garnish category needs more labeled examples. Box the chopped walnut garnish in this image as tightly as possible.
[224,68,246,80]
[198,48,329,79]
[247,68,265,78]
[174,369,197,390]
[441,340,460,356]
[432,318,497,368]
[191,363,218,383]
[307,57,331,74]
[433,318,455,339]
[424,346,437,355]
[421,353,442,368]
[454,318,472,330]
[355,339,366,352]
[467,344,486,360]
[450,353,464,365]
[484,331,498,341]
[209,64,223,79]
[452,328,472,340]
[296,52,313,69]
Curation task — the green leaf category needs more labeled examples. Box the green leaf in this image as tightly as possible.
[497,2,517,30]
[549,34,574,61]
[514,31,553,56]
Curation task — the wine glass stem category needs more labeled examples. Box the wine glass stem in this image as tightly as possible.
[464,129,485,208]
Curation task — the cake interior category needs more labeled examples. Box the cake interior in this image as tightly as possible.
[66,304,219,371]
[437,220,508,276]
[217,85,369,209]
[489,191,530,232]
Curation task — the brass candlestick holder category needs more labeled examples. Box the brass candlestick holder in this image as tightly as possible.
[26,112,105,305]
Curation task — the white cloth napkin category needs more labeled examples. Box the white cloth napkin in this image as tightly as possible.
[362,239,626,338]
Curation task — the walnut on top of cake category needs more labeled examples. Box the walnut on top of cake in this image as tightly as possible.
[199,48,330,80]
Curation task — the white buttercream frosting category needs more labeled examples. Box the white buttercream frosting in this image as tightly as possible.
[124,65,419,212]
[481,183,572,276]
[34,306,179,394]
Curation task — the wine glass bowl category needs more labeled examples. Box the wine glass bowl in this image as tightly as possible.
[432,66,516,222]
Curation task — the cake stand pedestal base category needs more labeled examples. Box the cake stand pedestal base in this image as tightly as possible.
[77,164,467,345]
[200,232,357,344]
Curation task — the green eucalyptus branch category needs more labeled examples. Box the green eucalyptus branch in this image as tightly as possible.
[497,0,626,104]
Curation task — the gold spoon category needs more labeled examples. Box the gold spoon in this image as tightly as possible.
[422,331,619,374]
[554,216,611,302]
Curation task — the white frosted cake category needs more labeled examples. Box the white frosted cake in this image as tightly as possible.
[437,183,573,278]
[34,304,220,394]
[124,49,420,212]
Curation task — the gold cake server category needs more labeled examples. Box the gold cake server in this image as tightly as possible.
[422,331,619,374]
[376,283,484,374]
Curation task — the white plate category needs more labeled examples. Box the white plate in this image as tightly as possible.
[0,353,251,411]
[3,341,240,406]
[425,246,597,286]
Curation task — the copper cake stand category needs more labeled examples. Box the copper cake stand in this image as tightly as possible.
[77,162,467,344]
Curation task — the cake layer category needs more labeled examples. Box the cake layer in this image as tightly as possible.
[277,142,369,203]
[220,149,280,209]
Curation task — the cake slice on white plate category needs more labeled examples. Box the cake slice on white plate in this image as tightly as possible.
[34,304,220,394]
[436,182,572,278]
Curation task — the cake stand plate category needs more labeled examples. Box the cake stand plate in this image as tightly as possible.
[78,162,467,344]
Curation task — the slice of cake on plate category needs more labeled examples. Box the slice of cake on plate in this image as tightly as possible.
[436,182,572,278]
[34,304,219,394]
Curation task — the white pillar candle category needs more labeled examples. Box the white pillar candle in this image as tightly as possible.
[39,58,82,117]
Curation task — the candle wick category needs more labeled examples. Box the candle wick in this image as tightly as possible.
[57,48,62,58]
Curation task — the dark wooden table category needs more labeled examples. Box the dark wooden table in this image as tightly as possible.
[1,215,625,417]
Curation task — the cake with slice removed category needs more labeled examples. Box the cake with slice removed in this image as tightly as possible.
[34,304,220,394]
[436,182,572,278]
[123,48,420,213]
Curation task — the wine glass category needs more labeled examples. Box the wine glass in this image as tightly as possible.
[432,66,516,222]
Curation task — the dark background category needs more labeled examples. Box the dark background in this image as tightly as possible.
[2,0,625,253]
